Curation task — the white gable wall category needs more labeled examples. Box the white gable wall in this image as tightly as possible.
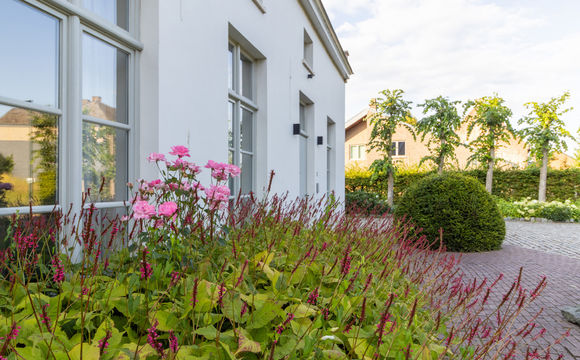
[139,0,347,200]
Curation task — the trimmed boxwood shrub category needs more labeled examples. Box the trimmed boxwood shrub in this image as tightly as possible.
[345,190,390,214]
[395,173,505,252]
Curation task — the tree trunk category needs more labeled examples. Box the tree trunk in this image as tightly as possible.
[387,169,394,207]
[438,138,446,175]
[486,146,495,194]
[538,146,549,202]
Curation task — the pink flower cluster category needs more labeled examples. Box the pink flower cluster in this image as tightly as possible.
[133,201,156,220]
[98,330,112,356]
[169,330,178,354]
[205,185,231,210]
[205,160,241,181]
[147,320,165,358]
[51,256,65,284]
[140,248,153,280]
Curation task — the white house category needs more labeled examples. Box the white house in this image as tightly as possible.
[0,0,352,221]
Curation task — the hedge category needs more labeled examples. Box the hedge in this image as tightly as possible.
[346,168,580,203]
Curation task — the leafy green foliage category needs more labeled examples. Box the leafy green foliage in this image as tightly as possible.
[496,197,580,222]
[366,89,414,205]
[394,173,506,252]
[463,95,515,169]
[345,191,390,215]
[416,96,462,173]
[518,92,574,162]
[346,168,580,203]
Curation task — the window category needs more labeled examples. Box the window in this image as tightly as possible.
[326,118,335,194]
[350,145,366,160]
[391,141,406,156]
[0,0,138,228]
[82,0,129,30]
[303,30,313,69]
[228,42,256,196]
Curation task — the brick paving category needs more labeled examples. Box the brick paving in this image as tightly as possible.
[503,221,580,259]
[454,221,580,358]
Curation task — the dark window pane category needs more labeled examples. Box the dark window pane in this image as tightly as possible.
[398,141,406,156]
[0,0,59,107]
[241,109,253,152]
[228,44,234,90]
[82,123,128,202]
[240,54,253,99]
[228,101,234,148]
[240,153,253,194]
[82,0,129,30]
[299,104,306,131]
[82,33,129,124]
[0,105,58,208]
[228,150,235,195]
[390,143,397,156]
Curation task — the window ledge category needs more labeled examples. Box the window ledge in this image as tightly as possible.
[251,0,266,13]
[302,59,315,76]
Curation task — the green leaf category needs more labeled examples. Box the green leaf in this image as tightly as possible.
[234,331,261,355]
[195,325,218,340]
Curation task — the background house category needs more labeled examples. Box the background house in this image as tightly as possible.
[345,107,573,170]
[0,0,352,221]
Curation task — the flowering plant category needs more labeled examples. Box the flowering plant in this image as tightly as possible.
[0,147,569,359]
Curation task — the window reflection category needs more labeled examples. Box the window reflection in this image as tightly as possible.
[82,123,128,202]
[82,33,129,124]
[0,0,59,107]
[82,0,129,30]
[0,105,58,208]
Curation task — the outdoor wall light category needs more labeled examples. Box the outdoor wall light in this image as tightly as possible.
[317,136,323,145]
[307,73,315,79]
[293,123,301,135]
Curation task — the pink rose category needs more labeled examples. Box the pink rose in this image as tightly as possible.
[170,145,190,157]
[226,164,241,177]
[158,201,178,217]
[133,201,156,219]
[147,152,166,162]
[205,185,230,210]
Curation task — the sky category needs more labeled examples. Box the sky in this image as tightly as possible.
[324,0,580,154]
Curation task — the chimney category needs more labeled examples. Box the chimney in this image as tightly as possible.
[92,96,101,103]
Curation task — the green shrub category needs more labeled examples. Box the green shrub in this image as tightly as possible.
[346,168,580,203]
[345,190,390,214]
[395,173,505,252]
[497,198,580,222]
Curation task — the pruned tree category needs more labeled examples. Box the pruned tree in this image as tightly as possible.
[518,91,575,201]
[417,96,462,174]
[366,89,414,206]
[463,95,515,194]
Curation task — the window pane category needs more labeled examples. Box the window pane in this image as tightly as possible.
[360,145,366,160]
[228,44,234,90]
[228,101,234,148]
[228,150,235,195]
[90,207,128,253]
[241,108,253,152]
[240,153,253,194]
[0,0,59,108]
[82,123,128,202]
[349,146,355,160]
[82,0,129,30]
[391,143,397,156]
[398,141,406,156]
[82,33,129,124]
[299,104,306,131]
[0,105,58,208]
[240,54,253,99]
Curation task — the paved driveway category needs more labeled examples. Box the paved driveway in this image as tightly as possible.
[455,221,580,358]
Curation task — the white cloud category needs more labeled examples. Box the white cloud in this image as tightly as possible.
[325,0,580,152]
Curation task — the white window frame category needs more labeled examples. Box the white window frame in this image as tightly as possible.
[350,144,366,160]
[228,41,257,196]
[302,29,314,75]
[391,141,406,157]
[0,0,141,218]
